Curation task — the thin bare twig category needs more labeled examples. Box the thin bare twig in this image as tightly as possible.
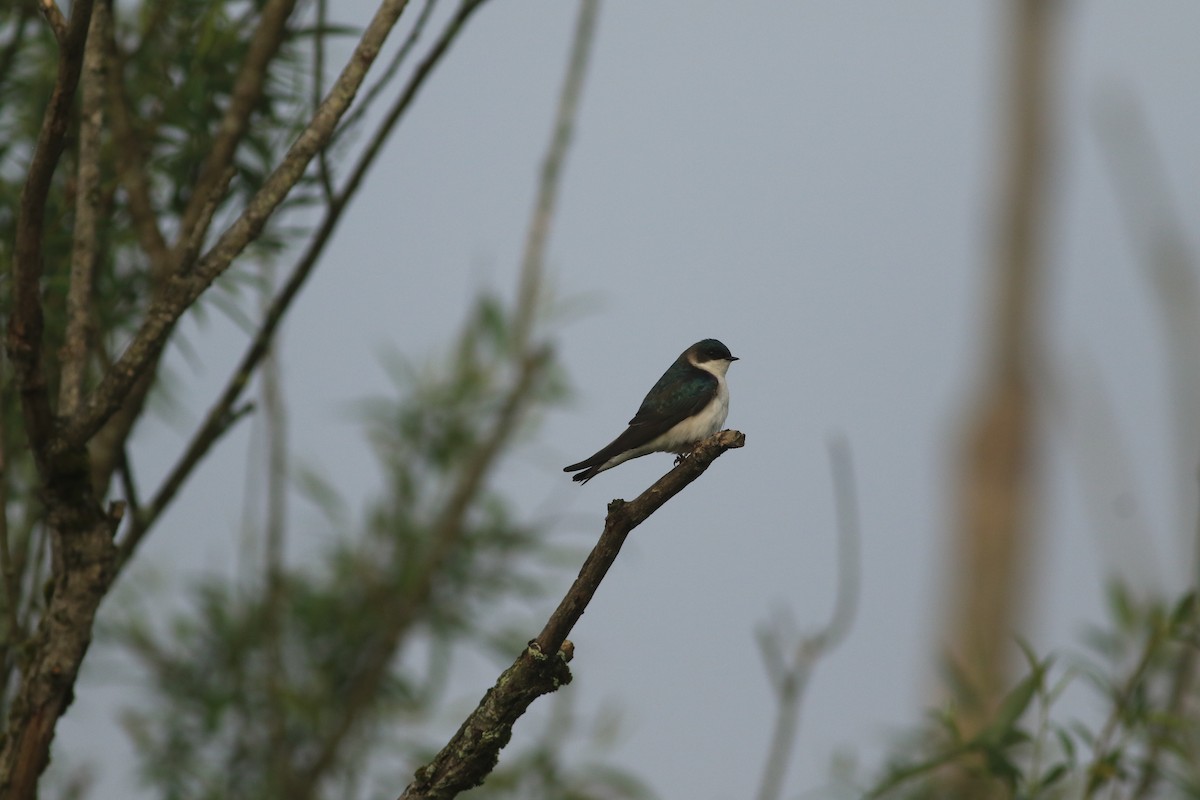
[116,447,142,523]
[60,5,108,418]
[60,0,416,454]
[332,0,440,146]
[400,430,747,800]
[754,437,861,800]
[115,401,254,569]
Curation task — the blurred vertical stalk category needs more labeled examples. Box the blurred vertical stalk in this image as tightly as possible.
[259,258,291,795]
[943,0,1059,737]
[1096,94,1200,581]
[1094,92,1200,798]
[512,0,598,353]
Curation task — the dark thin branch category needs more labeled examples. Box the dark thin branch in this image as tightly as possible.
[332,0,439,145]
[173,0,301,261]
[399,430,746,800]
[6,0,96,474]
[754,437,861,800]
[115,402,253,569]
[59,0,414,454]
[116,447,141,523]
[533,432,746,658]
[123,0,487,552]
[59,5,107,418]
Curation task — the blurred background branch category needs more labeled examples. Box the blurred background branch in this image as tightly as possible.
[753,436,860,800]
[942,0,1059,738]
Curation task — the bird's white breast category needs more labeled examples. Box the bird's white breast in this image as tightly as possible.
[654,362,730,453]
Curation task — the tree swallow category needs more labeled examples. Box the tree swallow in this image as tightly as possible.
[564,339,738,483]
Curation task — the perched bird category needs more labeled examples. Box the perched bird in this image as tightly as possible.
[564,339,738,483]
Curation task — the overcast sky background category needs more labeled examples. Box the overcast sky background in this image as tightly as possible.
[52,1,1200,798]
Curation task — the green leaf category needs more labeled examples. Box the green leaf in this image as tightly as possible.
[976,663,1042,747]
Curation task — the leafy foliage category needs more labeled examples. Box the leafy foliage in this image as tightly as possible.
[112,299,642,800]
[863,584,1200,799]
[2,0,636,797]
[0,0,320,732]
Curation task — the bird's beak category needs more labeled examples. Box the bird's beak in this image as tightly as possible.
[729,356,740,361]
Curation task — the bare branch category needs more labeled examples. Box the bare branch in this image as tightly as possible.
[399,430,746,800]
[59,0,415,454]
[535,431,746,658]
[6,0,96,474]
[754,436,861,800]
[80,51,179,496]
[332,0,439,145]
[116,447,142,523]
[59,5,108,418]
[115,401,253,569]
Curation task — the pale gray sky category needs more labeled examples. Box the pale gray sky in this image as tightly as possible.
[55,2,1200,798]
